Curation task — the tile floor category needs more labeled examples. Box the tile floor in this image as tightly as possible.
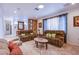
[19,40,79,55]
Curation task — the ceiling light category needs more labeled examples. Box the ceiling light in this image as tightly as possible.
[38,5,44,9]
[71,3,76,5]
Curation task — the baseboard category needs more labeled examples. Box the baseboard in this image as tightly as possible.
[67,40,79,46]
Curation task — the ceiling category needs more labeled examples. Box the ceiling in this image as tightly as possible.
[0,3,77,19]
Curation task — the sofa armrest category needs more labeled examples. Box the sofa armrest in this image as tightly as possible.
[58,36,64,41]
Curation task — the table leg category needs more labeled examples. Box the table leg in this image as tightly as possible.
[35,41,38,48]
[46,43,48,49]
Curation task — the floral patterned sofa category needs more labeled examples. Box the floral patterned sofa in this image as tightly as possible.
[0,39,10,55]
[8,41,23,55]
[0,39,23,55]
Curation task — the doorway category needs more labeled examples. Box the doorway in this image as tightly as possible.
[4,17,12,36]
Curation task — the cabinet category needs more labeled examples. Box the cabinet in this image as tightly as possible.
[32,20,37,34]
[28,19,37,34]
[28,19,33,30]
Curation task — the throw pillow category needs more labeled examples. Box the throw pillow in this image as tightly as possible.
[51,34,56,38]
[48,33,51,38]
[46,34,49,37]
[30,33,33,35]
[21,33,25,36]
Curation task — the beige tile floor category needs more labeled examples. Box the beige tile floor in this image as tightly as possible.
[20,40,79,55]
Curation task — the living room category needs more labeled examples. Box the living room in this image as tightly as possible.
[0,3,79,55]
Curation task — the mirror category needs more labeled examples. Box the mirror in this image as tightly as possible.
[18,21,24,30]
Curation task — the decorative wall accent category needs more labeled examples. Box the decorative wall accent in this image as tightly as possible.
[74,16,79,27]
[39,22,42,28]
[18,21,24,30]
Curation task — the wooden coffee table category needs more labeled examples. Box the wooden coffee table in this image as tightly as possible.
[34,37,48,49]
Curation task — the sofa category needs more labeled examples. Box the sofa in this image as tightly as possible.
[8,41,23,55]
[0,38,22,55]
[0,39,10,55]
[43,30,65,47]
[17,30,37,42]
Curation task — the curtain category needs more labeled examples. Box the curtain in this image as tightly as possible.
[59,15,67,33]
[44,19,47,31]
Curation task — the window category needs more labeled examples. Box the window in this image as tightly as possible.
[44,14,67,33]
[47,17,59,30]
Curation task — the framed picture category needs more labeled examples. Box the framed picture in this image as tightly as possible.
[74,16,79,27]
[18,21,24,30]
[39,22,42,28]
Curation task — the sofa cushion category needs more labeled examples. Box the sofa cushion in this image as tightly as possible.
[8,41,22,55]
[51,34,56,38]
[46,34,49,37]
[30,33,33,35]
[48,33,51,38]
[12,41,22,46]
[10,47,22,55]
[21,33,25,36]
[8,41,18,51]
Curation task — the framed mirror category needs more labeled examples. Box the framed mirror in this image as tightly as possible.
[18,21,24,30]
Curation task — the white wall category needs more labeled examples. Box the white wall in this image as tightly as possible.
[37,19,43,34]
[0,7,5,38]
[67,9,79,46]
[0,17,4,38]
